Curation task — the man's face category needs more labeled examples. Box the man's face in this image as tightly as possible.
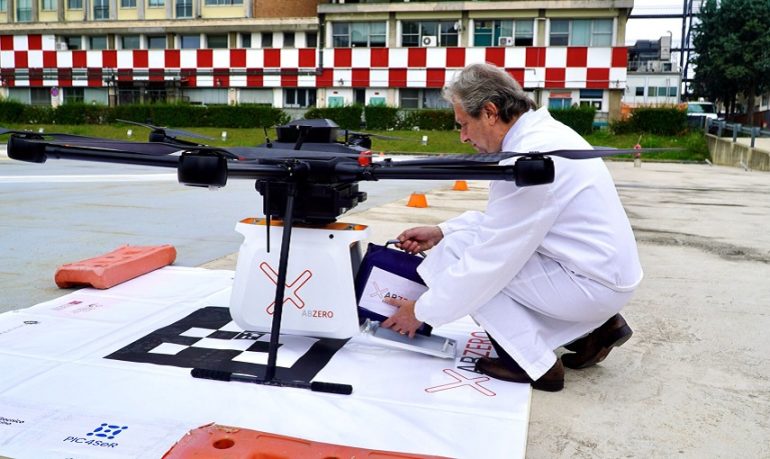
[453,102,499,154]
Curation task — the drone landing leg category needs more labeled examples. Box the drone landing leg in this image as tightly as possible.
[264,182,296,381]
[194,183,353,395]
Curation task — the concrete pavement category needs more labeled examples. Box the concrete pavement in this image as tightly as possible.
[206,161,770,458]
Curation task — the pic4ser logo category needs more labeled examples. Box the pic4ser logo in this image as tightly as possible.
[63,423,128,449]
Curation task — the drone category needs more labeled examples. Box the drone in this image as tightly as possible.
[3,118,657,394]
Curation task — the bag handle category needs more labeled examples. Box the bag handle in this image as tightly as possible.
[385,239,426,258]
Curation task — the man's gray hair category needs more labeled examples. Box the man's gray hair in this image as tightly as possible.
[443,63,537,123]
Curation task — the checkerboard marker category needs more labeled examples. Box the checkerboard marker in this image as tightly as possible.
[191,368,353,395]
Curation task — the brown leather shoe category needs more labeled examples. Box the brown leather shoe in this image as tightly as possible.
[475,357,564,392]
[562,314,633,369]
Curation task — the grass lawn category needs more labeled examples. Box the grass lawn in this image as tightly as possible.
[2,122,709,162]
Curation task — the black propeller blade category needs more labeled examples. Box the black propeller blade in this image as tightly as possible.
[116,119,215,141]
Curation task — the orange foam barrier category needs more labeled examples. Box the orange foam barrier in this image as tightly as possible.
[163,424,450,459]
[452,180,469,191]
[406,192,428,208]
[54,244,176,289]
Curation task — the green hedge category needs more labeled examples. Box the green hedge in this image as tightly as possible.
[550,106,596,135]
[0,101,55,124]
[0,99,27,124]
[54,103,110,124]
[398,109,455,130]
[611,107,687,135]
[0,100,289,128]
[364,105,400,130]
[109,103,288,128]
[304,105,363,130]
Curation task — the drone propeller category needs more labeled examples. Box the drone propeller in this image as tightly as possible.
[345,130,405,141]
[116,119,215,141]
[392,147,680,166]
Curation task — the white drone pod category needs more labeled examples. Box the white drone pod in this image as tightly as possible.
[230,218,369,339]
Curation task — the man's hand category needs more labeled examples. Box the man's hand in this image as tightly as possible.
[396,226,444,255]
[382,297,423,338]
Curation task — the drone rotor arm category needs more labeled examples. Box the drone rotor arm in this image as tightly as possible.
[334,162,519,182]
[7,135,188,166]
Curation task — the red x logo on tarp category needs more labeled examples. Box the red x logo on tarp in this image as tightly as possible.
[425,369,496,397]
[259,262,313,314]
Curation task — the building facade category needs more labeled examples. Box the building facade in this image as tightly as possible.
[624,36,681,106]
[0,0,633,120]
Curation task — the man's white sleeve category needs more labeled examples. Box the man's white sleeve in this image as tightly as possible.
[437,210,485,236]
[414,182,559,326]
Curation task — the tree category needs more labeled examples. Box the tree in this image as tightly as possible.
[691,0,770,124]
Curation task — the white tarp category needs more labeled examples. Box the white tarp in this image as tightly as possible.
[0,267,530,458]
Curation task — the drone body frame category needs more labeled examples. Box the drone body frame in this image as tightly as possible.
[3,118,661,393]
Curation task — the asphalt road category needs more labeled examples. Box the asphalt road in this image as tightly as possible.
[0,153,448,311]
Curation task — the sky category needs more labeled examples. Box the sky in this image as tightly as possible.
[625,0,695,45]
[625,0,699,69]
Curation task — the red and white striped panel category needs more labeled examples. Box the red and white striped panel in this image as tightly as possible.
[0,35,627,89]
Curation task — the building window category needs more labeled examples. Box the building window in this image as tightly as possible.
[284,88,316,108]
[548,97,571,110]
[205,0,242,4]
[89,35,108,50]
[400,89,420,109]
[147,35,166,49]
[240,33,252,48]
[180,34,200,49]
[207,34,228,49]
[67,0,82,8]
[401,20,458,47]
[121,35,140,49]
[120,0,135,7]
[474,19,533,46]
[550,19,612,46]
[647,87,657,97]
[30,88,51,106]
[669,87,678,97]
[64,88,85,104]
[16,0,32,21]
[64,36,82,50]
[306,32,317,48]
[635,87,644,96]
[283,32,294,48]
[579,89,603,110]
[176,0,192,18]
[0,0,6,12]
[399,89,450,109]
[42,0,56,11]
[93,0,109,19]
[354,88,366,105]
[332,22,387,48]
[262,32,272,48]
[148,0,163,6]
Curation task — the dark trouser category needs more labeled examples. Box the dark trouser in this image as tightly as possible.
[488,334,520,370]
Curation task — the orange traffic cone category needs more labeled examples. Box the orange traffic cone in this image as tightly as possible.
[407,192,428,208]
[452,180,469,191]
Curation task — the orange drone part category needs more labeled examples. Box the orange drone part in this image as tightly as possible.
[163,423,450,459]
[54,244,176,289]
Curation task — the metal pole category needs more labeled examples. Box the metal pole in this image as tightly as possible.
[680,0,688,98]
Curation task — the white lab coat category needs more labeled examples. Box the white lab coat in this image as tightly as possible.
[414,107,643,379]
